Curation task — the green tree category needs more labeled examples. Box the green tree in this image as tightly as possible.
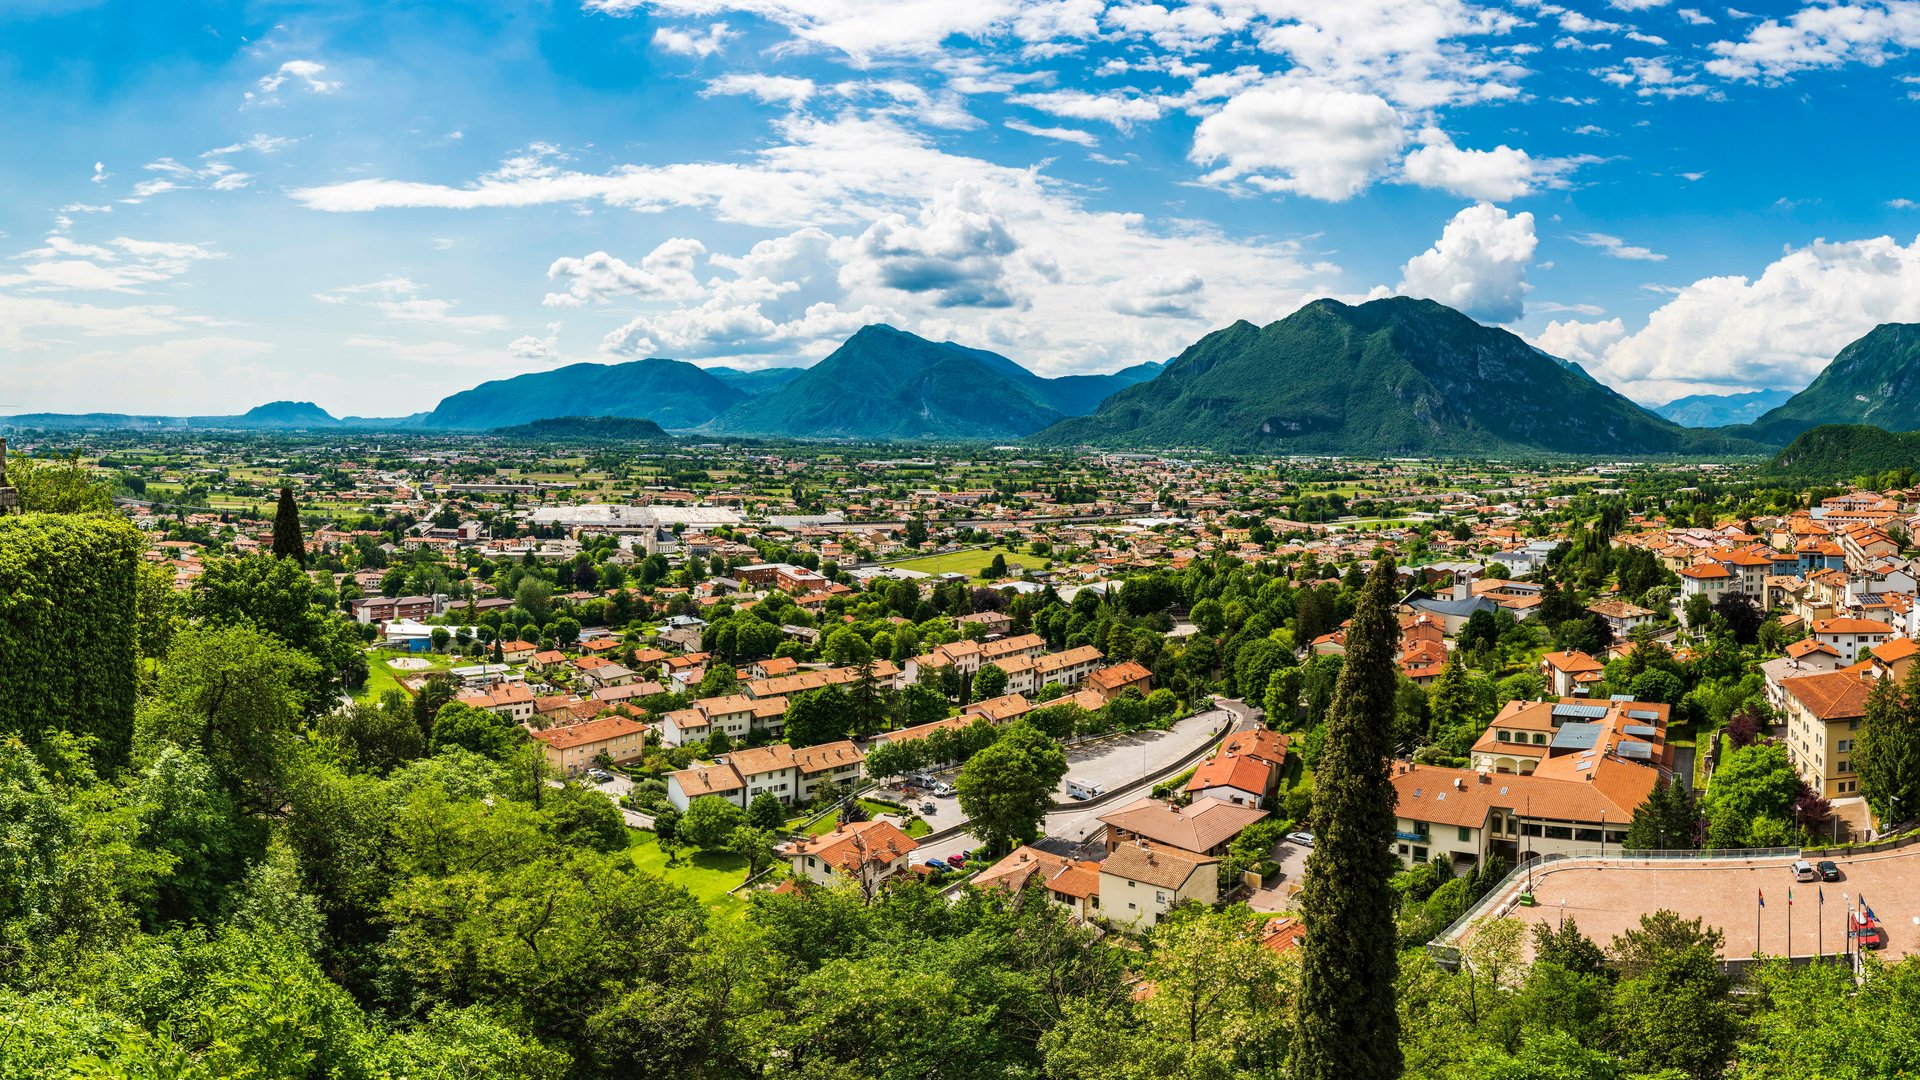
[271,487,307,566]
[1294,558,1402,1080]
[955,721,1068,853]
[1856,667,1920,824]
[190,552,357,707]
[975,662,1010,699]
[1624,777,1701,851]
[784,685,852,748]
[680,795,749,849]
[428,702,519,761]
[726,825,778,879]
[1608,910,1737,1077]
[136,624,318,816]
[748,790,787,831]
[7,451,114,513]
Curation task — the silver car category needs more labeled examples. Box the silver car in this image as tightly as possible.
[1791,860,1818,882]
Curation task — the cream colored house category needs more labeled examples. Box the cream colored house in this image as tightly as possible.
[1098,841,1218,932]
[1778,669,1871,798]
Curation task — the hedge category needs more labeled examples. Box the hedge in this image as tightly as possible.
[0,513,143,766]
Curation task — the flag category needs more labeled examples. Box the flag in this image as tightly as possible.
[1758,888,1765,908]
[1864,897,1879,923]
[1819,886,1825,906]
[1788,887,1794,907]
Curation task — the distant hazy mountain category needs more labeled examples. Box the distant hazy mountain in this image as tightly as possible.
[705,366,806,394]
[1740,324,1920,443]
[1030,297,1759,455]
[2,400,353,431]
[418,358,745,430]
[491,415,672,442]
[1651,389,1794,428]
[699,325,1162,440]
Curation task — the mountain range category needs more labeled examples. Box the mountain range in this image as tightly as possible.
[1650,389,1794,428]
[11,303,1920,456]
[698,325,1161,439]
[1029,297,1754,455]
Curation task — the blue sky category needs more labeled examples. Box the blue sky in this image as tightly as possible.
[7,0,1920,417]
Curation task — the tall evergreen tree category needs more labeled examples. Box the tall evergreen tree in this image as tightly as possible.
[271,487,306,567]
[1855,667,1920,824]
[1294,557,1402,1080]
[1623,777,1701,851]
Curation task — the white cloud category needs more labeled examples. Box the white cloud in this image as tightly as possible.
[1533,317,1627,366]
[1393,202,1537,323]
[91,162,107,184]
[1537,233,1920,399]
[1110,270,1207,317]
[654,22,737,57]
[1401,126,1590,201]
[703,73,816,106]
[0,233,222,293]
[1190,83,1406,201]
[1609,0,1671,9]
[544,239,708,306]
[203,134,298,156]
[1570,231,1667,260]
[1003,119,1099,146]
[838,183,1023,308]
[317,277,507,332]
[1008,88,1166,130]
[1560,11,1626,33]
[509,323,565,363]
[1890,197,1920,208]
[1706,2,1920,79]
[292,113,1329,374]
[1677,7,1713,24]
[258,59,340,95]
[590,0,1072,62]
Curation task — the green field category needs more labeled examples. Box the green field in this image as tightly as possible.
[889,547,1049,578]
[356,648,458,703]
[628,831,754,914]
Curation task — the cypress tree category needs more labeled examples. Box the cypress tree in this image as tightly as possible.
[271,487,306,567]
[1294,557,1402,1080]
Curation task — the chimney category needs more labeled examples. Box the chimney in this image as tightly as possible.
[1478,770,1491,784]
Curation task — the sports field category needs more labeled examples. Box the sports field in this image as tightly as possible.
[889,547,1049,578]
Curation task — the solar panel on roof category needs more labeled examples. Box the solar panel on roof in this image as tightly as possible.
[1627,709,1659,720]
[1610,694,1633,702]
[1554,703,1609,719]
[1615,742,1654,760]
[1553,722,1605,750]
[1623,724,1658,737]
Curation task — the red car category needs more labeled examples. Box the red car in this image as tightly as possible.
[1852,912,1887,951]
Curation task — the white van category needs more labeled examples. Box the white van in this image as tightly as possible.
[1065,778,1104,800]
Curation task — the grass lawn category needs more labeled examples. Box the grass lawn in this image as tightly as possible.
[802,800,933,838]
[628,830,753,913]
[889,547,1049,578]
[355,649,458,703]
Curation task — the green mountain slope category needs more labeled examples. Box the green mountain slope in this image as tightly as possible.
[419,358,745,430]
[491,415,673,442]
[1029,296,1747,455]
[1766,424,1920,479]
[700,325,1065,439]
[1745,324,1920,443]
[706,366,806,394]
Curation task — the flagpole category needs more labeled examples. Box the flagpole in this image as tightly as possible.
[1787,887,1793,960]
[1756,889,1762,957]
[1817,888,1823,961]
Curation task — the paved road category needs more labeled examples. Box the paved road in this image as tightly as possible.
[913,698,1260,862]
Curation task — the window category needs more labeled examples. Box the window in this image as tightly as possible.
[1156,891,1168,904]
[1533,733,1547,745]
[1413,846,1428,860]
[1458,826,1471,842]
[1544,825,1573,840]
[1497,730,1511,742]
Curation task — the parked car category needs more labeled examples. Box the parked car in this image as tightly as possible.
[587,769,613,783]
[1792,860,1818,882]
[1286,831,1316,848]
[1855,917,1887,950]
[919,801,937,815]
[933,782,955,797]
[944,854,969,869]
[1817,860,1842,881]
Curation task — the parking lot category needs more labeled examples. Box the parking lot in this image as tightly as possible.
[1455,845,1920,962]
